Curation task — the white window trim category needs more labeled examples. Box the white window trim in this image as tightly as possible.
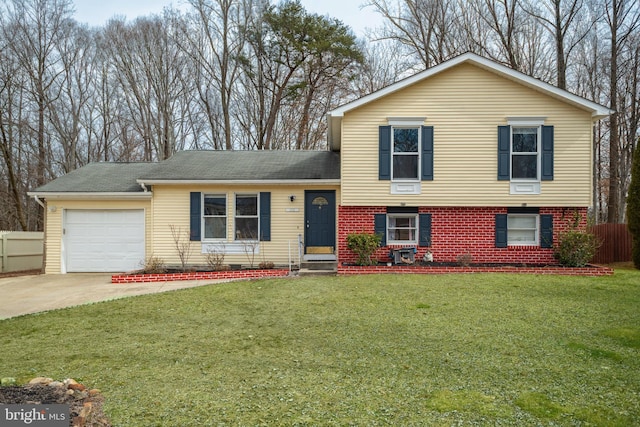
[390,126,421,183]
[387,117,426,126]
[234,193,260,241]
[202,193,227,241]
[510,125,542,195]
[506,117,546,126]
[507,214,540,246]
[387,213,419,245]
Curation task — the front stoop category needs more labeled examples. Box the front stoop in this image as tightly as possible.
[298,261,338,276]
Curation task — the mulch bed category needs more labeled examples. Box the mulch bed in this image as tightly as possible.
[0,381,110,427]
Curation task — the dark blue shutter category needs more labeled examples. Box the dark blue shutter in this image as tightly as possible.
[379,126,391,180]
[541,125,554,181]
[259,192,271,241]
[495,214,508,248]
[421,126,434,181]
[190,192,201,241]
[540,214,553,248]
[374,213,387,247]
[498,125,510,181]
[419,213,432,247]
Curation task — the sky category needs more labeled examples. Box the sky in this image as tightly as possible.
[72,0,382,37]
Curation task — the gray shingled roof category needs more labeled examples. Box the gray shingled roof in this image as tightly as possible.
[139,150,340,181]
[32,163,156,193]
[31,150,340,194]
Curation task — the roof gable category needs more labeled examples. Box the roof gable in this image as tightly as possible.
[327,52,613,150]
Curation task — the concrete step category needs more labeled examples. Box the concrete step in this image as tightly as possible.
[298,268,337,277]
[298,261,337,276]
[300,261,338,270]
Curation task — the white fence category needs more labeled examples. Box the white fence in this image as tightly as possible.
[0,231,44,273]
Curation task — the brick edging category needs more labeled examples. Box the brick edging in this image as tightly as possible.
[112,269,290,283]
[337,264,613,276]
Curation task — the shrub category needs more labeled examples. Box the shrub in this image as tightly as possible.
[141,255,167,274]
[259,261,275,269]
[456,252,473,267]
[205,245,227,271]
[346,232,382,266]
[553,230,600,267]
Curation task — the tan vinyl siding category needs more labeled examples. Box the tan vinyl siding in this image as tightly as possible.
[43,199,152,274]
[341,63,594,207]
[151,185,340,266]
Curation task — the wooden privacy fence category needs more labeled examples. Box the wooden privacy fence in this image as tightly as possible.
[0,231,44,273]
[588,224,632,264]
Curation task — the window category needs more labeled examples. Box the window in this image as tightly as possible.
[387,214,418,244]
[498,124,553,195]
[392,128,419,180]
[203,194,226,239]
[379,125,433,183]
[496,211,552,248]
[375,211,432,247]
[191,192,270,243]
[507,214,539,245]
[511,127,539,180]
[235,194,258,240]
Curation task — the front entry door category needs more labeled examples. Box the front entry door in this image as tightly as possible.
[305,190,336,254]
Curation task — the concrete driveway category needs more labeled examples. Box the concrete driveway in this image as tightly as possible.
[0,273,230,319]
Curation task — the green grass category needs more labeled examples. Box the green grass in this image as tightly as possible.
[1,270,640,426]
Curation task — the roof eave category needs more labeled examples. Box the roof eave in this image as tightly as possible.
[137,179,341,186]
[28,192,152,200]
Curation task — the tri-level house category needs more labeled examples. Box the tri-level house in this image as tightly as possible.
[30,53,612,273]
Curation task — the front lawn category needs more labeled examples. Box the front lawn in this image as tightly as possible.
[1,270,639,425]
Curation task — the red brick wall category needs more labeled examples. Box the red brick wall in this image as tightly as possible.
[338,206,588,265]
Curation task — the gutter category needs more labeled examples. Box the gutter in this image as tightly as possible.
[32,195,45,209]
[137,179,341,186]
[27,192,153,200]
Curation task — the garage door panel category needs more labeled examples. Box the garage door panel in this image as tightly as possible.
[65,210,145,272]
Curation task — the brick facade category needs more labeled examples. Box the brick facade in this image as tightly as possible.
[338,206,588,265]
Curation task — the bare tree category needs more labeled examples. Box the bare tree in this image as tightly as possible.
[523,0,598,89]
[605,0,640,223]
[366,0,463,69]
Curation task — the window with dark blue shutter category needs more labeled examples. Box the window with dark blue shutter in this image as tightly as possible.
[540,214,553,248]
[498,126,511,180]
[259,192,271,241]
[421,126,434,181]
[541,126,554,181]
[374,213,387,246]
[495,214,508,248]
[419,213,432,247]
[379,126,391,180]
[190,192,201,241]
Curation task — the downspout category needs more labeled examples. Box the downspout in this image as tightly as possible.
[139,182,148,192]
[31,194,47,274]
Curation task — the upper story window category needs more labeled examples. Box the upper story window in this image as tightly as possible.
[379,123,434,188]
[235,194,258,240]
[511,127,540,180]
[203,194,227,239]
[498,119,553,195]
[392,127,420,180]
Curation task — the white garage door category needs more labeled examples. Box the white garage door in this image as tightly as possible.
[64,210,145,272]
